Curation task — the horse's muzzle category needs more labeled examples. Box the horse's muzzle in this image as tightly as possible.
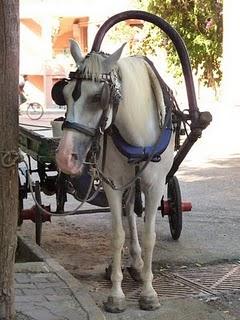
[56,150,84,176]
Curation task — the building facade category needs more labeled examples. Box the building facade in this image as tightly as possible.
[20,0,138,107]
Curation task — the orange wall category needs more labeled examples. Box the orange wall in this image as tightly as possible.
[53,31,73,54]
[21,18,42,36]
[28,75,43,91]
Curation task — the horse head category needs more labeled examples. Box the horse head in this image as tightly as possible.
[55,39,125,175]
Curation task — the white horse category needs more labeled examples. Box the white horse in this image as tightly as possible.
[56,39,175,312]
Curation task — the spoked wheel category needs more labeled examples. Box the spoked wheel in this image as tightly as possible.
[167,176,182,240]
[27,102,44,120]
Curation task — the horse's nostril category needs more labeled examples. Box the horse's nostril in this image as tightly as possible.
[71,153,78,161]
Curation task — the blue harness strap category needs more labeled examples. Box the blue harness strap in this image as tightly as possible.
[111,108,172,163]
[110,57,174,163]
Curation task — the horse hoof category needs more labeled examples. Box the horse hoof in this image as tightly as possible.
[103,296,126,313]
[139,295,160,311]
[127,266,143,282]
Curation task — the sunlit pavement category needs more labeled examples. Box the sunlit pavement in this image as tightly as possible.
[183,104,240,166]
[19,109,65,129]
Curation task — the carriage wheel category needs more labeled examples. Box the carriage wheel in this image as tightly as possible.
[167,176,182,240]
[35,181,43,246]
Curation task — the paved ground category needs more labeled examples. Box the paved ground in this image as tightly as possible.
[16,237,105,320]
[17,105,240,319]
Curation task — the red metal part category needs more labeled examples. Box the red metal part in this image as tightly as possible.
[20,205,51,223]
[162,200,192,216]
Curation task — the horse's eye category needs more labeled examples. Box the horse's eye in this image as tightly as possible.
[92,94,101,103]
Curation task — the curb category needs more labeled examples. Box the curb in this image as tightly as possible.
[17,235,106,320]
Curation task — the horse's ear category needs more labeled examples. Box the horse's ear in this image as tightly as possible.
[69,39,84,66]
[103,43,126,70]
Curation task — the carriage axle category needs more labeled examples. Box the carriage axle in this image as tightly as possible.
[19,205,51,224]
[161,200,192,217]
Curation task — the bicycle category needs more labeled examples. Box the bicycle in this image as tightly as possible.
[19,100,44,120]
[26,102,44,120]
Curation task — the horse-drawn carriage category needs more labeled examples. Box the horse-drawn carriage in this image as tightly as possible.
[19,11,212,312]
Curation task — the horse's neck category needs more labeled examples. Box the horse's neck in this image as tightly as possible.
[115,57,162,147]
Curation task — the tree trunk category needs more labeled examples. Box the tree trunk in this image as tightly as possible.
[0,1,19,319]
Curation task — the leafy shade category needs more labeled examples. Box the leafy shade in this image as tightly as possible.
[137,0,223,87]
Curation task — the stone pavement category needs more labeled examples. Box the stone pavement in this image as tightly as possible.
[15,236,105,320]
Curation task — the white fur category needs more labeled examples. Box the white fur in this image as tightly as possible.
[116,57,165,146]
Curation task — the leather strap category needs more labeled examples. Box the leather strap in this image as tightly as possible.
[62,121,97,137]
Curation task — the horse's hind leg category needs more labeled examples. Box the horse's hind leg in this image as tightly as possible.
[139,187,161,311]
[103,186,126,313]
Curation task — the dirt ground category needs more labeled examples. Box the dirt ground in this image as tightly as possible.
[19,208,114,280]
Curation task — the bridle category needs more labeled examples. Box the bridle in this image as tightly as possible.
[62,67,121,138]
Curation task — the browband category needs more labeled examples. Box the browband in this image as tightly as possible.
[69,71,112,82]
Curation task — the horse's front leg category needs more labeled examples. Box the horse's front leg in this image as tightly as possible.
[125,192,144,282]
[139,187,162,311]
[103,186,126,313]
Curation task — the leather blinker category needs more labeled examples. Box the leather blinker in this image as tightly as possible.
[51,79,68,106]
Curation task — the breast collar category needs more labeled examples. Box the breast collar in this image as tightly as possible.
[109,107,172,164]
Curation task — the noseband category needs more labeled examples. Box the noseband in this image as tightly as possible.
[62,120,97,137]
[62,67,121,138]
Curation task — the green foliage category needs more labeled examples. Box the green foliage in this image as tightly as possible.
[107,22,144,54]
[137,0,223,87]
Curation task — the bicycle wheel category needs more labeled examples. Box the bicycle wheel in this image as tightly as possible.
[27,102,44,120]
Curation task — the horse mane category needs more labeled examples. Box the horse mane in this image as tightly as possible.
[117,57,166,139]
[79,52,110,80]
